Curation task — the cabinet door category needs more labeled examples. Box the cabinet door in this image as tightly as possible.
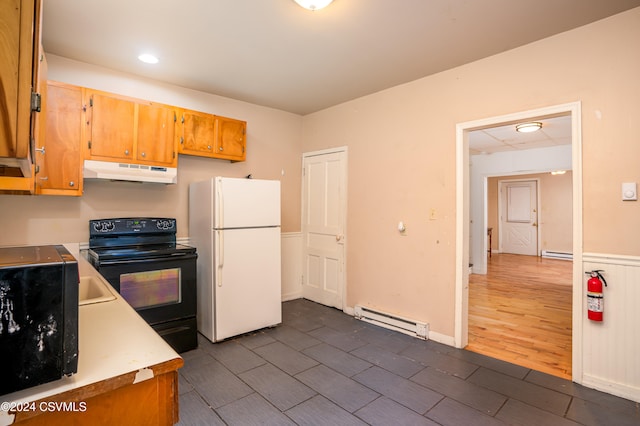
[137,103,177,167]
[86,91,135,161]
[0,0,40,193]
[36,82,83,195]
[178,110,216,157]
[214,116,246,162]
[0,0,36,160]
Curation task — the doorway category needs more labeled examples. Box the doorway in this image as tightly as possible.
[454,102,584,382]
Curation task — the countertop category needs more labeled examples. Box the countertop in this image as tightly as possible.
[0,243,182,425]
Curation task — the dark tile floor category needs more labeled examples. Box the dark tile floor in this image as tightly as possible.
[176,299,639,425]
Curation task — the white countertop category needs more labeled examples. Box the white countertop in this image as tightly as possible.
[0,244,182,425]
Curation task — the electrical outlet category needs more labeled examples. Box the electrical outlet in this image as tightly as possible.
[429,208,437,220]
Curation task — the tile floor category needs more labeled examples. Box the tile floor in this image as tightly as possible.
[177,299,639,425]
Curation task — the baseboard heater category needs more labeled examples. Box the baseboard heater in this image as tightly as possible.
[354,305,429,340]
[541,250,573,260]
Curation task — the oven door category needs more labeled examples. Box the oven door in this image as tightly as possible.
[95,254,197,326]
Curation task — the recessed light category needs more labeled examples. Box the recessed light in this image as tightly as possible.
[138,54,159,64]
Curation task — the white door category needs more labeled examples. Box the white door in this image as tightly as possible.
[500,180,538,255]
[215,227,281,341]
[301,148,347,309]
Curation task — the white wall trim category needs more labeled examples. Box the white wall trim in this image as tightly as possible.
[583,253,640,267]
[582,374,640,404]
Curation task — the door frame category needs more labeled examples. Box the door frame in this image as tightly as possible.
[498,178,541,256]
[455,102,583,383]
[301,146,348,311]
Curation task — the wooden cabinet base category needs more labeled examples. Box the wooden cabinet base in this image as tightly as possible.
[10,359,182,426]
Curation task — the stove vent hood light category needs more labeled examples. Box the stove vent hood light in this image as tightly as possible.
[83,160,177,184]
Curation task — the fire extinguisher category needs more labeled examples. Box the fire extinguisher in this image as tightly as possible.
[585,270,607,321]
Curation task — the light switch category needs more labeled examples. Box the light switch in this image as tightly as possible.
[622,182,637,201]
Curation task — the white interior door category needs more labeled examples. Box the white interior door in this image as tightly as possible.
[500,180,538,255]
[301,148,347,309]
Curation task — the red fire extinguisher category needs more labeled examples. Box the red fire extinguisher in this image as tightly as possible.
[586,270,607,321]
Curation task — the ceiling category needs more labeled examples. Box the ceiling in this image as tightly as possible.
[468,115,572,155]
[42,0,640,116]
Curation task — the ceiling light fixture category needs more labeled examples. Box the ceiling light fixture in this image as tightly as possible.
[138,53,159,64]
[551,170,567,175]
[515,122,542,133]
[293,0,334,11]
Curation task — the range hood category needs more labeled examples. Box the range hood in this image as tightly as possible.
[83,160,177,184]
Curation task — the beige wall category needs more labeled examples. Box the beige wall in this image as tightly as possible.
[0,55,303,246]
[1,8,639,343]
[302,8,640,336]
[488,172,573,254]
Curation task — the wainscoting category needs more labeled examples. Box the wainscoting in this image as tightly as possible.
[281,233,303,301]
[581,253,640,402]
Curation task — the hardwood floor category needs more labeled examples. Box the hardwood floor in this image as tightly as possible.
[467,253,572,379]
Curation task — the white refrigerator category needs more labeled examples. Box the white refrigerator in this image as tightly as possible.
[189,177,282,342]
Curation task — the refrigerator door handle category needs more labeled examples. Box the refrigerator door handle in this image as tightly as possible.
[217,229,224,287]
[217,178,224,230]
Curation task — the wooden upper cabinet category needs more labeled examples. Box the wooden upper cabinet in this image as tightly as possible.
[85,90,177,167]
[215,116,246,162]
[85,91,135,161]
[35,81,83,196]
[137,103,177,167]
[177,109,216,156]
[177,110,246,162]
[0,0,42,193]
[0,0,37,159]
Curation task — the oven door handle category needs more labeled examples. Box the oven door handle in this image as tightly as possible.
[97,253,197,266]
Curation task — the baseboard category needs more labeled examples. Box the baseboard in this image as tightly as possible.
[282,291,302,302]
[582,374,640,403]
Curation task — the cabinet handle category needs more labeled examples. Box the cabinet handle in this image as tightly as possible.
[69,181,75,187]
[141,152,146,158]
[35,146,45,155]
[38,176,48,181]
[207,145,211,150]
[124,149,130,155]
[219,146,223,151]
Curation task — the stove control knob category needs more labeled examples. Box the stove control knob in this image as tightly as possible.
[156,220,174,230]
[94,221,115,232]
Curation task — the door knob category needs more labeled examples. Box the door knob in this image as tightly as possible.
[336,234,343,242]
[532,222,538,227]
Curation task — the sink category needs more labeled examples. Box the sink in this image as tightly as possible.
[79,276,116,305]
